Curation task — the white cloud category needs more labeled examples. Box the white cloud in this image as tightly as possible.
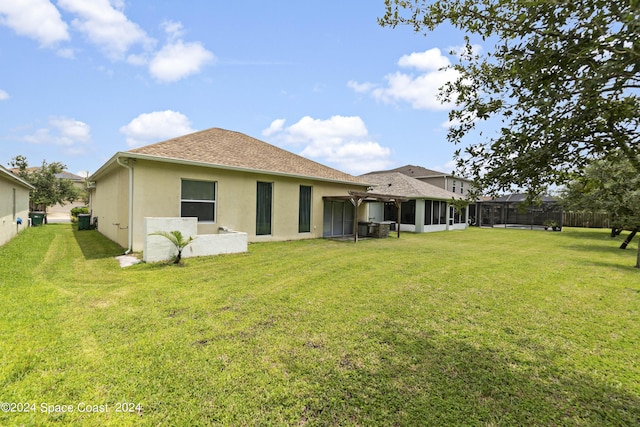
[347,80,376,93]
[23,117,92,154]
[262,119,286,137]
[1,2,214,82]
[57,0,154,60]
[349,47,460,111]
[149,40,215,83]
[161,20,184,42]
[397,48,451,71]
[50,117,91,144]
[120,110,195,147]
[148,21,215,83]
[263,115,393,174]
[448,43,483,60]
[0,0,70,47]
[0,89,9,100]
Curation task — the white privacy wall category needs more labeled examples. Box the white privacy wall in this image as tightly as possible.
[143,217,247,263]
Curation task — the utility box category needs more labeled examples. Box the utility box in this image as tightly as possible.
[78,214,91,230]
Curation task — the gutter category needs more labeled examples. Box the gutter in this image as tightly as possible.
[116,157,134,254]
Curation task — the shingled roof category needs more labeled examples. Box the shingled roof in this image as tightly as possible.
[122,127,366,184]
[360,172,463,200]
[370,164,473,181]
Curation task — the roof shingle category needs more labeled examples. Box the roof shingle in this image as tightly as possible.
[126,127,366,184]
[360,172,463,200]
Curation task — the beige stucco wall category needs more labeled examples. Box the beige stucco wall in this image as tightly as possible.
[92,159,368,251]
[0,176,30,246]
[90,166,129,249]
[420,176,473,197]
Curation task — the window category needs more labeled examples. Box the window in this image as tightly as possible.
[455,207,467,224]
[452,180,456,194]
[299,185,312,233]
[424,200,433,225]
[401,200,416,225]
[384,202,397,222]
[256,181,273,235]
[181,179,216,222]
[460,182,464,194]
[432,201,448,224]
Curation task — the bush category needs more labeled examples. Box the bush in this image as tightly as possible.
[70,206,89,223]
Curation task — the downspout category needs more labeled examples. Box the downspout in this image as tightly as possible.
[116,157,134,254]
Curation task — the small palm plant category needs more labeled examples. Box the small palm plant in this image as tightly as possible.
[149,230,194,264]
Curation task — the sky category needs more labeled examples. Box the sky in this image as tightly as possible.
[0,0,481,178]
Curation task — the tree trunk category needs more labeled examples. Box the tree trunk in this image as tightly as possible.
[620,227,638,249]
[174,250,182,264]
[636,239,640,269]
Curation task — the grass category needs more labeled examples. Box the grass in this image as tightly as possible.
[1,224,639,426]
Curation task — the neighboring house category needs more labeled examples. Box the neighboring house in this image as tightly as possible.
[476,193,563,229]
[88,127,371,252]
[0,164,34,246]
[360,172,468,232]
[381,165,474,197]
[9,167,87,220]
[47,171,87,221]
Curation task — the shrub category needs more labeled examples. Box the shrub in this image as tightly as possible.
[70,206,89,223]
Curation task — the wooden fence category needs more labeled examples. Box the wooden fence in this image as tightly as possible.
[562,211,611,228]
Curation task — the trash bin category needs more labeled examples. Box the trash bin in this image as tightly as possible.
[78,214,91,230]
[29,212,46,226]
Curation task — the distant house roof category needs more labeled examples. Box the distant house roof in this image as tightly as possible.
[0,165,34,189]
[485,193,558,203]
[92,127,367,185]
[368,164,473,181]
[9,167,84,182]
[360,172,463,200]
[55,171,85,181]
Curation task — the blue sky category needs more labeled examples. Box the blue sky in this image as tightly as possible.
[0,1,479,177]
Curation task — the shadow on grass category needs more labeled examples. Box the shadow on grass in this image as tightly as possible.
[291,331,640,426]
[72,228,124,260]
[558,228,639,265]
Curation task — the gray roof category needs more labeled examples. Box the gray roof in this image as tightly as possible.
[486,193,558,203]
[55,171,85,181]
[368,164,473,181]
[360,172,463,200]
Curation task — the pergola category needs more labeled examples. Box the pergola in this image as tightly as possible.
[323,191,409,242]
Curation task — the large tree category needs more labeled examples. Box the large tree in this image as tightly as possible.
[380,0,640,196]
[561,153,640,266]
[9,155,82,213]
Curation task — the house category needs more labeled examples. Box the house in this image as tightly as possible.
[0,164,34,246]
[381,165,474,197]
[476,193,563,229]
[47,171,87,222]
[9,167,87,221]
[88,127,371,252]
[359,171,468,232]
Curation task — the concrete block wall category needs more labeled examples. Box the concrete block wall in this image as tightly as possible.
[143,217,247,263]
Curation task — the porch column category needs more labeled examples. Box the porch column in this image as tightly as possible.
[349,196,363,243]
[394,200,401,238]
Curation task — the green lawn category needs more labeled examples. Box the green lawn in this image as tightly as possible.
[1,224,639,426]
